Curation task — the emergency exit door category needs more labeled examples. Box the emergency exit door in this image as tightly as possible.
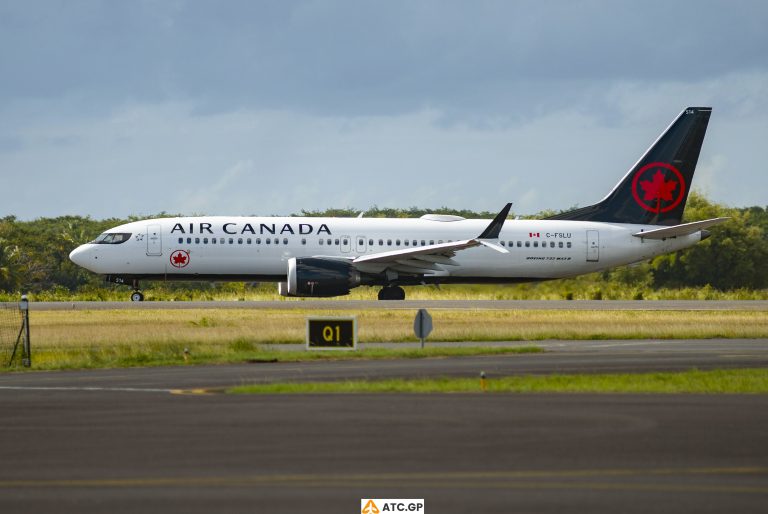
[586,230,599,262]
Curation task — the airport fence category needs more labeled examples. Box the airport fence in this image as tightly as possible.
[0,296,31,367]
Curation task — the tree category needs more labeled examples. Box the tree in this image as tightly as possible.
[0,239,21,292]
[651,193,768,289]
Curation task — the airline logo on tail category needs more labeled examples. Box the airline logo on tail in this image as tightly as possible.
[631,162,686,213]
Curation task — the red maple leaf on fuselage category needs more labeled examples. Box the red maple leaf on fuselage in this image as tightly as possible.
[640,170,677,202]
[173,253,187,265]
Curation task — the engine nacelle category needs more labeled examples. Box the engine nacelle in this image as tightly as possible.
[283,258,361,297]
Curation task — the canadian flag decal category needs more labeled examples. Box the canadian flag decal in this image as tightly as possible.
[529,232,540,238]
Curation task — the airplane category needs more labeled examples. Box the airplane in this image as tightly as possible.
[69,107,728,301]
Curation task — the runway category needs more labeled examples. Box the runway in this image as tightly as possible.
[0,338,766,513]
[14,299,768,311]
[0,392,766,513]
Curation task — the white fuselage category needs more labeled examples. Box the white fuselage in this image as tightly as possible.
[69,215,703,284]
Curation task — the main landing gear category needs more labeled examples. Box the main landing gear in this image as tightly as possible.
[130,280,144,302]
[378,286,406,301]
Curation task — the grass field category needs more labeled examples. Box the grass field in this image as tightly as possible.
[2,307,762,370]
[4,281,768,302]
[28,308,768,347]
[229,368,768,395]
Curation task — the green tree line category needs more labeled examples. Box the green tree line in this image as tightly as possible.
[0,193,766,294]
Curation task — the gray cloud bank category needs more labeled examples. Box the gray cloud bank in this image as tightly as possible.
[1,1,766,219]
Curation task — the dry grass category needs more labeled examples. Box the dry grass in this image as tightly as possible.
[28,308,768,348]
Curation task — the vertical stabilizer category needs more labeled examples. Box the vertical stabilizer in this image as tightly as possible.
[548,107,711,225]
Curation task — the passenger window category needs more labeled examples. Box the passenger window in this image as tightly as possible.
[302,238,307,245]
[378,239,384,246]
[368,239,374,246]
[421,240,426,246]
[178,238,183,244]
[229,238,234,244]
[567,242,572,248]
[517,241,522,247]
[396,239,400,246]
[195,238,200,244]
[256,238,261,244]
[525,241,530,247]
[500,241,505,247]
[413,240,418,246]
[237,238,242,244]
[429,240,434,245]
[327,238,332,245]
[187,237,192,244]
[405,240,410,246]
[534,241,538,247]
[274,238,279,245]
[283,238,288,245]
[266,239,271,245]
[212,238,217,245]
[358,239,363,246]
[203,238,208,244]
[319,239,323,245]
[343,239,348,245]
[335,239,340,245]
[559,242,563,248]
[438,240,443,244]
[247,238,252,244]
[550,242,555,248]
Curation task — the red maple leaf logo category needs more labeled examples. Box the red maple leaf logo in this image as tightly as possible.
[172,253,187,265]
[640,170,678,202]
[631,162,686,214]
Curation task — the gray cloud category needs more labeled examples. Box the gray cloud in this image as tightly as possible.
[0,1,766,219]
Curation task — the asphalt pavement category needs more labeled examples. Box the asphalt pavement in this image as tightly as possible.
[0,392,766,514]
[0,338,766,513]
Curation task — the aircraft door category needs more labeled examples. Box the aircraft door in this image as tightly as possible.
[341,235,351,254]
[586,230,599,262]
[356,235,367,253]
[147,224,162,256]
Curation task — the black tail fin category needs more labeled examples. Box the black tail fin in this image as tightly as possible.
[547,107,711,226]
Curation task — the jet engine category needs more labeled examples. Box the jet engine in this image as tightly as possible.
[280,257,361,297]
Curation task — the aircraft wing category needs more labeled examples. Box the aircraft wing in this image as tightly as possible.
[632,217,730,239]
[351,203,512,275]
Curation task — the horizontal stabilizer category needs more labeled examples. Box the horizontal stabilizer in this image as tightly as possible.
[632,217,730,239]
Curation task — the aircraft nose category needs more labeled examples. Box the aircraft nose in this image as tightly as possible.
[69,245,91,268]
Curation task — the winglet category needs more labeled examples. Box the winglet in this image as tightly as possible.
[478,203,512,239]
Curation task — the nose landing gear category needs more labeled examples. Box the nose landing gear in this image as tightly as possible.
[378,286,406,301]
[130,280,144,302]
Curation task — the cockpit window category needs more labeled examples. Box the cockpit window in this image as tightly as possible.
[91,232,132,244]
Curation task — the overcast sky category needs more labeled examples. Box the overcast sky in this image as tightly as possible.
[1,0,767,220]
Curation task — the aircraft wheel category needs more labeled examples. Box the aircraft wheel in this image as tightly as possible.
[130,291,145,302]
[378,286,406,301]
